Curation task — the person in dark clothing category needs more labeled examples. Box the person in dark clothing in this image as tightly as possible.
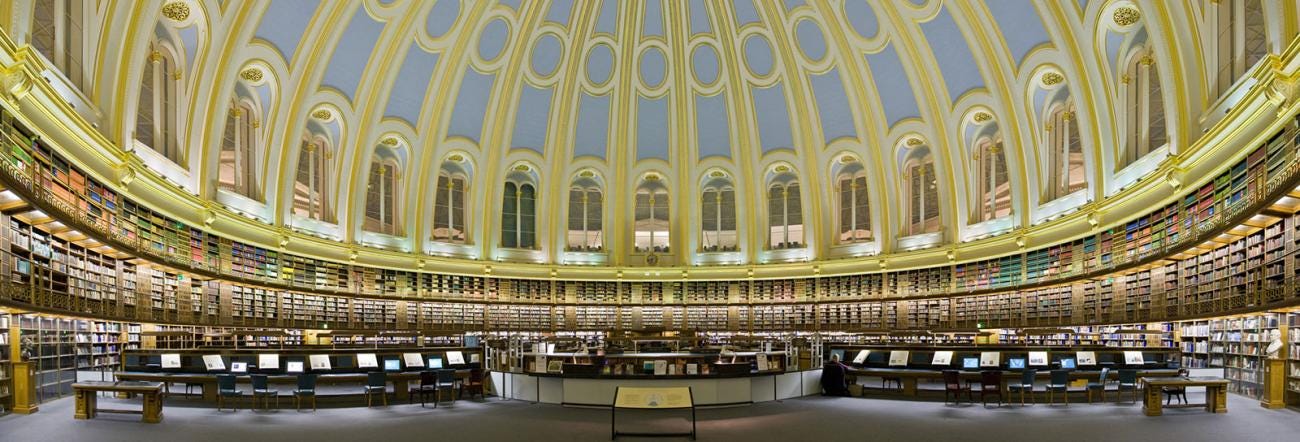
[821,353,852,396]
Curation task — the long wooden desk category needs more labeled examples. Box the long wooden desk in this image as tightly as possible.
[116,371,470,402]
[72,381,165,423]
[844,368,1179,397]
[1141,376,1229,416]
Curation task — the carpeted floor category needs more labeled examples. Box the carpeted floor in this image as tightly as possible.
[1,391,1297,442]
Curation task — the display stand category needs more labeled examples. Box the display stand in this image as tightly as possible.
[611,386,696,440]
[1261,359,1285,409]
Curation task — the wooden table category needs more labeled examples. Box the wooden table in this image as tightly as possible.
[116,371,471,402]
[844,367,1178,397]
[72,381,164,423]
[1141,376,1229,416]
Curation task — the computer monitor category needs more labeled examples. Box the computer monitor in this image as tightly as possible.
[1008,358,1026,370]
[1060,358,1077,369]
[962,358,979,369]
[447,351,466,366]
[230,362,248,373]
[428,357,444,369]
[286,361,304,373]
[830,349,846,362]
[383,359,401,372]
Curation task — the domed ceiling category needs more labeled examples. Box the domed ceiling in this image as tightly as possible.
[19,0,1256,268]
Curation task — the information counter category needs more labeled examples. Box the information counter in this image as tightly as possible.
[490,369,823,406]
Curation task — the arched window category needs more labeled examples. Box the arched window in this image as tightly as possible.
[31,0,87,90]
[700,175,737,252]
[837,171,871,243]
[566,177,603,251]
[502,180,537,249]
[905,151,940,236]
[634,178,670,253]
[364,161,399,235]
[1043,103,1086,202]
[135,42,183,165]
[1214,0,1267,97]
[218,102,258,198]
[1119,49,1167,169]
[974,137,1011,222]
[432,166,467,244]
[292,139,332,222]
[767,171,804,249]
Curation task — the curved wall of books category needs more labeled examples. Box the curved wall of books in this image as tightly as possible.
[2,35,1300,334]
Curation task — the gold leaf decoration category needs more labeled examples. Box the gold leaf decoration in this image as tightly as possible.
[1041,71,1064,86]
[973,112,992,123]
[381,137,399,146]
[905,137,924,146]
[311,109,331,120]
[1112,7,1140,27]
[161,2,191,21]
[239,68,264,82]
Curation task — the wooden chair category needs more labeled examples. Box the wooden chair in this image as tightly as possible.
[942,370,971,405]
[251,374,279,410]
[364,372,388,407]
[1086,367,1111,403]
[409,370,437,407]
[216,374,243,412]
[293,374,317,411]
[1007,369,1037,405]
[979,370,1004,407]
[460,368,485,400]
[434,369,458,407]
[1047,370,1070,406]
[1163,369,1189,405]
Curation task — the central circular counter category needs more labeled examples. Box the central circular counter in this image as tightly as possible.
[493,370,824,406]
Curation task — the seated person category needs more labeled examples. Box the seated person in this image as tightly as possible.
[821,353,851,396]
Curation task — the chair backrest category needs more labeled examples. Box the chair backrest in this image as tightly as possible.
[217,374,236,390]
[437,369,456,383]
[1050,369,1069,385]
[981,370,1002,386]
[420,370,437,386]
[298,374,317,390]
[942,370,960,386]
[469,367,484,383]
[1118,369,1137,383]
[367,371,387,387]
[1098,367,1110,383]
[251,374,268,389]
[1021,369,1037,384]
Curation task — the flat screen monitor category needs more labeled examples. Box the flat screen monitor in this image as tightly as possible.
[1124,351,1146,365]
[447,351,466,366]
[962,358,979,369]
[931,351,954,366]
[428,357,444,369]
[1008,358,1026,370]
[230,362,248,373]
[383,359,401,372]
[1060,358,1076,369]
[830,349,846,362]
[286,361,304,373]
